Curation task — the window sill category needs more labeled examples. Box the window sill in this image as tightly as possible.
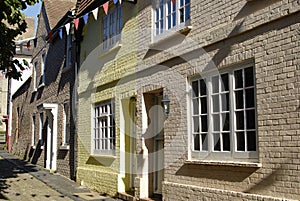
[38,83,45,89]
[90,154,117,160]
[40,145,44,150]
[59,145,70,150]
[62,64,72,73]
[151,24,192,46]
[185,160,262,168]
[99,43,122,58]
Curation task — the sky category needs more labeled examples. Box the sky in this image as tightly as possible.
[22,1,42,35]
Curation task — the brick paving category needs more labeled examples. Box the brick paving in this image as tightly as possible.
[0,150,120,201]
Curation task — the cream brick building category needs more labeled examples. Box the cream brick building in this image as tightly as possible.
[76,0,300,200]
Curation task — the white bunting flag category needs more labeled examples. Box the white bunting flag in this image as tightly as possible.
[92,7,98,20]
[65,23,70,35]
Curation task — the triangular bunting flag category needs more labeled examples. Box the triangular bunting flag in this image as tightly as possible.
[26,40,30,50]
[65,23,70,35]
[92,8,98,20]
[83,13,89,24]
[33,38,37,47]
[113,0,118,4]
[119,0,122,4]
[58,28,63,39]
[103,1,109,15]
[74,18,79,30]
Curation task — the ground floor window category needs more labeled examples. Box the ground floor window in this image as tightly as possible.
[190,64,257,160]
[93,100,115,155]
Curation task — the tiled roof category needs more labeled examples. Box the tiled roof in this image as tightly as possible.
[15,17,35,40]
[76,0,107,17]
[44,0,76,29]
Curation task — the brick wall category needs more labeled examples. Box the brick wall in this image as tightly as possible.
[11,4,77,180]
[78,0,300,200]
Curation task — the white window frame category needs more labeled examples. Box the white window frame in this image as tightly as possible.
[190,63,258,162]
[92,100,115,156]
[40,53,46,86]
[33,61,38,91]
[32,115,37,146]
[63,101,70,145]
[39,112,44,145]
[153,0,191,38]
[102,5,122,51]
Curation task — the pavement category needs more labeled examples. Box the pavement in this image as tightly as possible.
[0,150,121,201]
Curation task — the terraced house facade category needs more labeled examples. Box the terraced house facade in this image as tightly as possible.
[77,0,299,200]
[10,0,78,180]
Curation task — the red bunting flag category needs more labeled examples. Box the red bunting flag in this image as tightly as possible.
[74,18,79,30]
[26,40,30,50]
[103,1,109,15]
[48,31,53,43]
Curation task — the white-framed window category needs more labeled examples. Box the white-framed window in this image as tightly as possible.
[33,61,38,90]
[93,101,115,155]
[63,101,70,145]
[64,29,72,69]
[39,112,44,145]
[154,0,190,36]
[32,115,37,146]
[190,64,257,161]
[102,5,122,50]
[40,53,46,86]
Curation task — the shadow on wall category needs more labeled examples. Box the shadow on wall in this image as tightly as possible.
[176,164,258,182]
[234,0,282,21]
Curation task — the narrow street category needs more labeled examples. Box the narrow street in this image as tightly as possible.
[0,150,118,201]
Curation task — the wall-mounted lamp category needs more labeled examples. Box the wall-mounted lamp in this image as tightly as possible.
[161,94,170,118]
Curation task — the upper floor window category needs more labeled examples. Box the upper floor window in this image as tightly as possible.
[63,101,70,145]
[33,61,38,90]
[40,53,46,86]
[64,28,72,69]
[102,5,122,50]
[190,64,257,161]
[154,0,190,36]
[93,101,115,155]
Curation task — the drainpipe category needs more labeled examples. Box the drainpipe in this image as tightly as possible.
[6,78,11,152]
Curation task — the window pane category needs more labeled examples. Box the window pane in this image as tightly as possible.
[246,110,255,129]
[172,13,176,27]
[221,74,229,91]
[221,93,229,111]
[194,134,200,151]
[247,131,256,151]
[167,15,171,29]
[201,134,208,151]
[192,81,198,97]
[234,69,243,89]
[200,97,207,114]
[201,115,208,132]
[236,132,245,151]
[179,8,184,23]
[245,88,255,108]
[235,90,243,109]
[222,133,230,151]
[212,95,219,113]
[213,133,221,151]
[185,5,190,21]
[212,76,219,93]
[222,113,230,131]
[192,99,199,115]
[193,117,199,133]
[245,67,254,87]
[236,111,244,130]
[200,79,207,95]
[180,0,184,7]
[213,114,220,131]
